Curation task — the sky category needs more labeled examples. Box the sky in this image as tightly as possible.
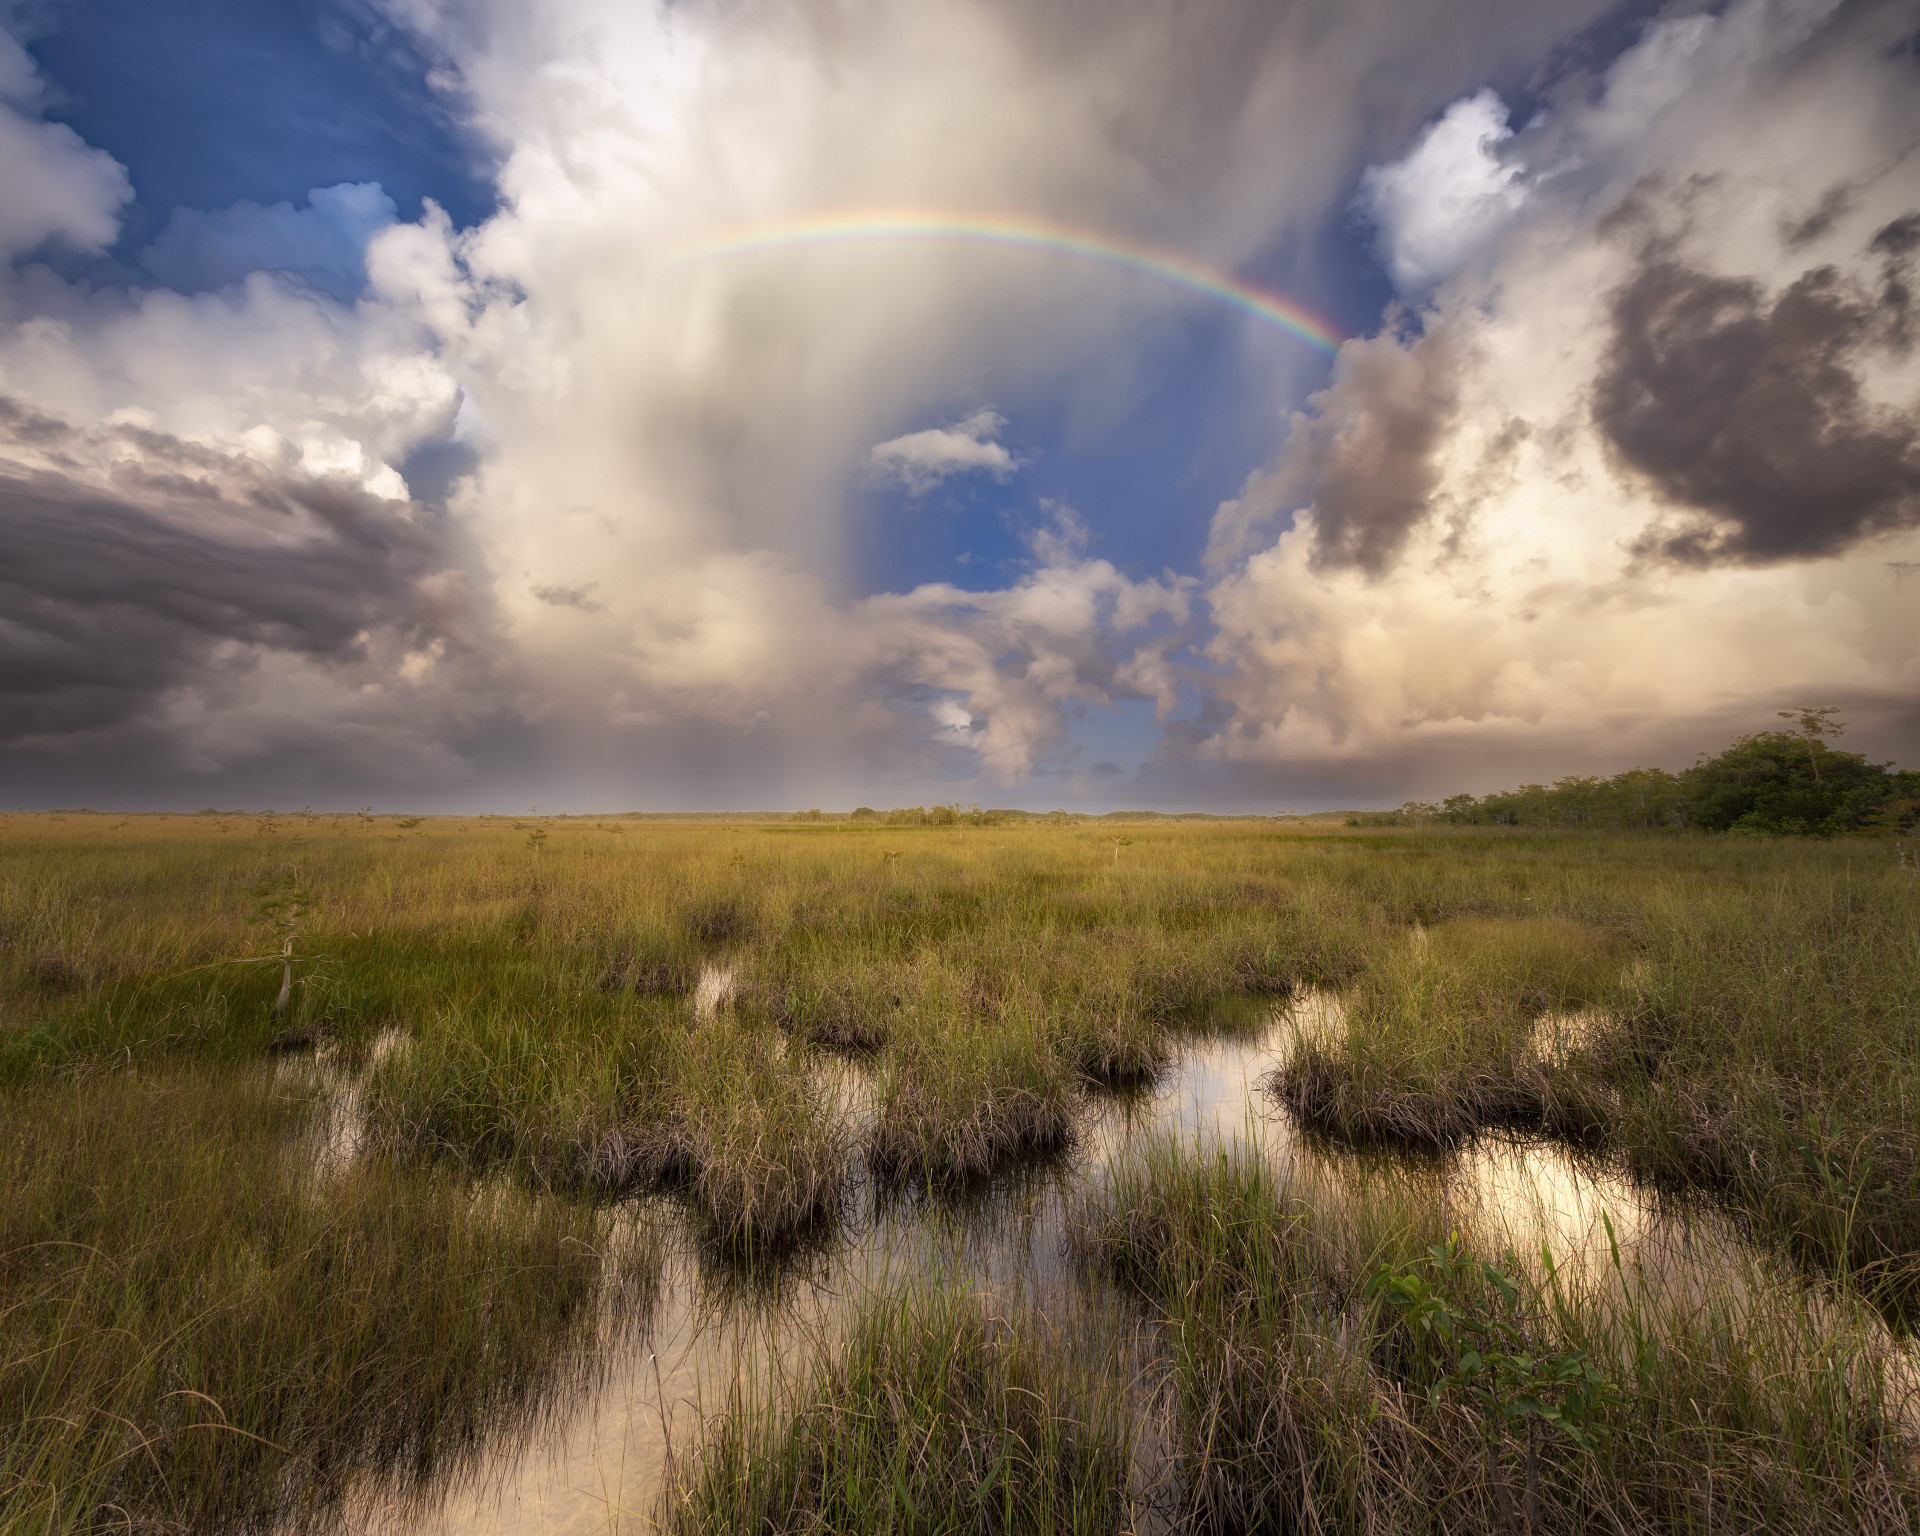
[0,0,1915,812]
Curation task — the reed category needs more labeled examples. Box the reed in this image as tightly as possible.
[359,993,678,1190]
[658,1279,1133,1536]
[866,981,1078,1185]
[0,1062,661,1533]
[1273,915,1627,1146]
[4,813,1918,1528]
[659,1010,849,1250]
[1073,1134,1920,1535]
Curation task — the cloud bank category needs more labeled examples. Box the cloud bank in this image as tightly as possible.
[0,0,1914,808]
[1195,0,1920,800]
[140,183,400,301]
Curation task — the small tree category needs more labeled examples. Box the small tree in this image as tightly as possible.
[252,868,310,1019]
[1777,705,1845,782]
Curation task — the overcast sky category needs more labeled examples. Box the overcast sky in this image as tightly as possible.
[1,0,1915,811]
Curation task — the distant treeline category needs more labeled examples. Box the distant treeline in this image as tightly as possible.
[843,805,1245,827]
[845,805,1011,826]
[1351,719,1920,836]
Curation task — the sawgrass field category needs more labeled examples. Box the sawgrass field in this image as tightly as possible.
[2,810,1917,1533]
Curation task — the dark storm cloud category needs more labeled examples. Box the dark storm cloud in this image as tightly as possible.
[1292,328,1460,575]
[1596,244,1920,567]
[1199,322,1465,576]
[1872,215,1920,258]
[532,583,604,612]
[1782,184,1856,248]
[0,396,75,449]
[0,431,465,747]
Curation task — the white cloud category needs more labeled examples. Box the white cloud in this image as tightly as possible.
[8,0,1730,804]
[869,409,1017,495]
[856,531,1193,781]
[1358,88,1526,292]
[1193,0,1920,795]
[141,182,400,301]
[335,0,1615,792]
[0,31,130,259]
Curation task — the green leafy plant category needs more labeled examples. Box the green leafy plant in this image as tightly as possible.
[1368,1234,1618,1530]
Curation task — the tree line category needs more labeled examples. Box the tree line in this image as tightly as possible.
[1351,710,1920,836]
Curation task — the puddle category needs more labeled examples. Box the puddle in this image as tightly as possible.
[273,1027,403,1179]
[692,964,736,1019]
[1525,1006,1609,1070]
[356,995,1721,1536]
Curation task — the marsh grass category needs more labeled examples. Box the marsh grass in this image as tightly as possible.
[0,1063,662,1534]
[736,941,918,1053]
[1597,879,1920,1304]
[867,985,1078,1186]
[1266,866,1920,1307]
[658,1279,1134,1536]
[1073,1135,1920,1535]
[5,815,1920,1527]
[1048,973,1172,1087]
[1275,916,1627,1147]
[360,995,677,1190]
[660,1012,849,1251]
[601,927,703,995]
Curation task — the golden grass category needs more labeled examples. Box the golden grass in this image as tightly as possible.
[3,811,1918,1529]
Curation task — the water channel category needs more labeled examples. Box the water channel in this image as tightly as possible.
[276,979,1881,1534]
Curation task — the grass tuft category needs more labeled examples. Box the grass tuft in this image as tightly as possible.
[0,1064,661,1533]
[658,1012,847,1251]
[658,1280,1132,1536]
[1074,1135,1920,1535]
[868,994,1077,1185]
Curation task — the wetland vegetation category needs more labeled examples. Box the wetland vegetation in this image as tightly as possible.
[2,807,1917,1532]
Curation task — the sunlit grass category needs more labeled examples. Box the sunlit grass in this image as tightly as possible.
[1073,1134,1920,1533]
[659,1279,1134,1536]
[3,811,1917,1529]
[0,1062,662,1533]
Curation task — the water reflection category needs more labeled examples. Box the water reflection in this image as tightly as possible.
[692,964,737,1019]
[273,1026,403,1179]
[370,993,1729,1535]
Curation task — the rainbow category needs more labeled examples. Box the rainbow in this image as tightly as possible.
[654,210,1346,356]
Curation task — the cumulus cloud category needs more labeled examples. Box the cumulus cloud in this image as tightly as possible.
[0,29,130,258]
[20,0,1831,806]
[0,27,481,794]
[140,183,400,302]
[1359,89,1527,292]
[1597,251,1920,565]
[1206,325,1464,575]
[1189,0,1920,795]
[856,510,1193,780]
[318,0,1625,797]
[868,409,1017,495]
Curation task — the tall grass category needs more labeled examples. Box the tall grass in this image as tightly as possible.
[5,813,1919,1527]
[658,1279,1134,1535]
[0,1062,661,1533]
[1602,874,1920,1301]
[867,977,1078,1185]
[659,1011,849,1250]
[359,995,677,1189]
[1275,915,1626,1146]
[1265,852,1920,1305]
[1073,1135,1920,1534]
